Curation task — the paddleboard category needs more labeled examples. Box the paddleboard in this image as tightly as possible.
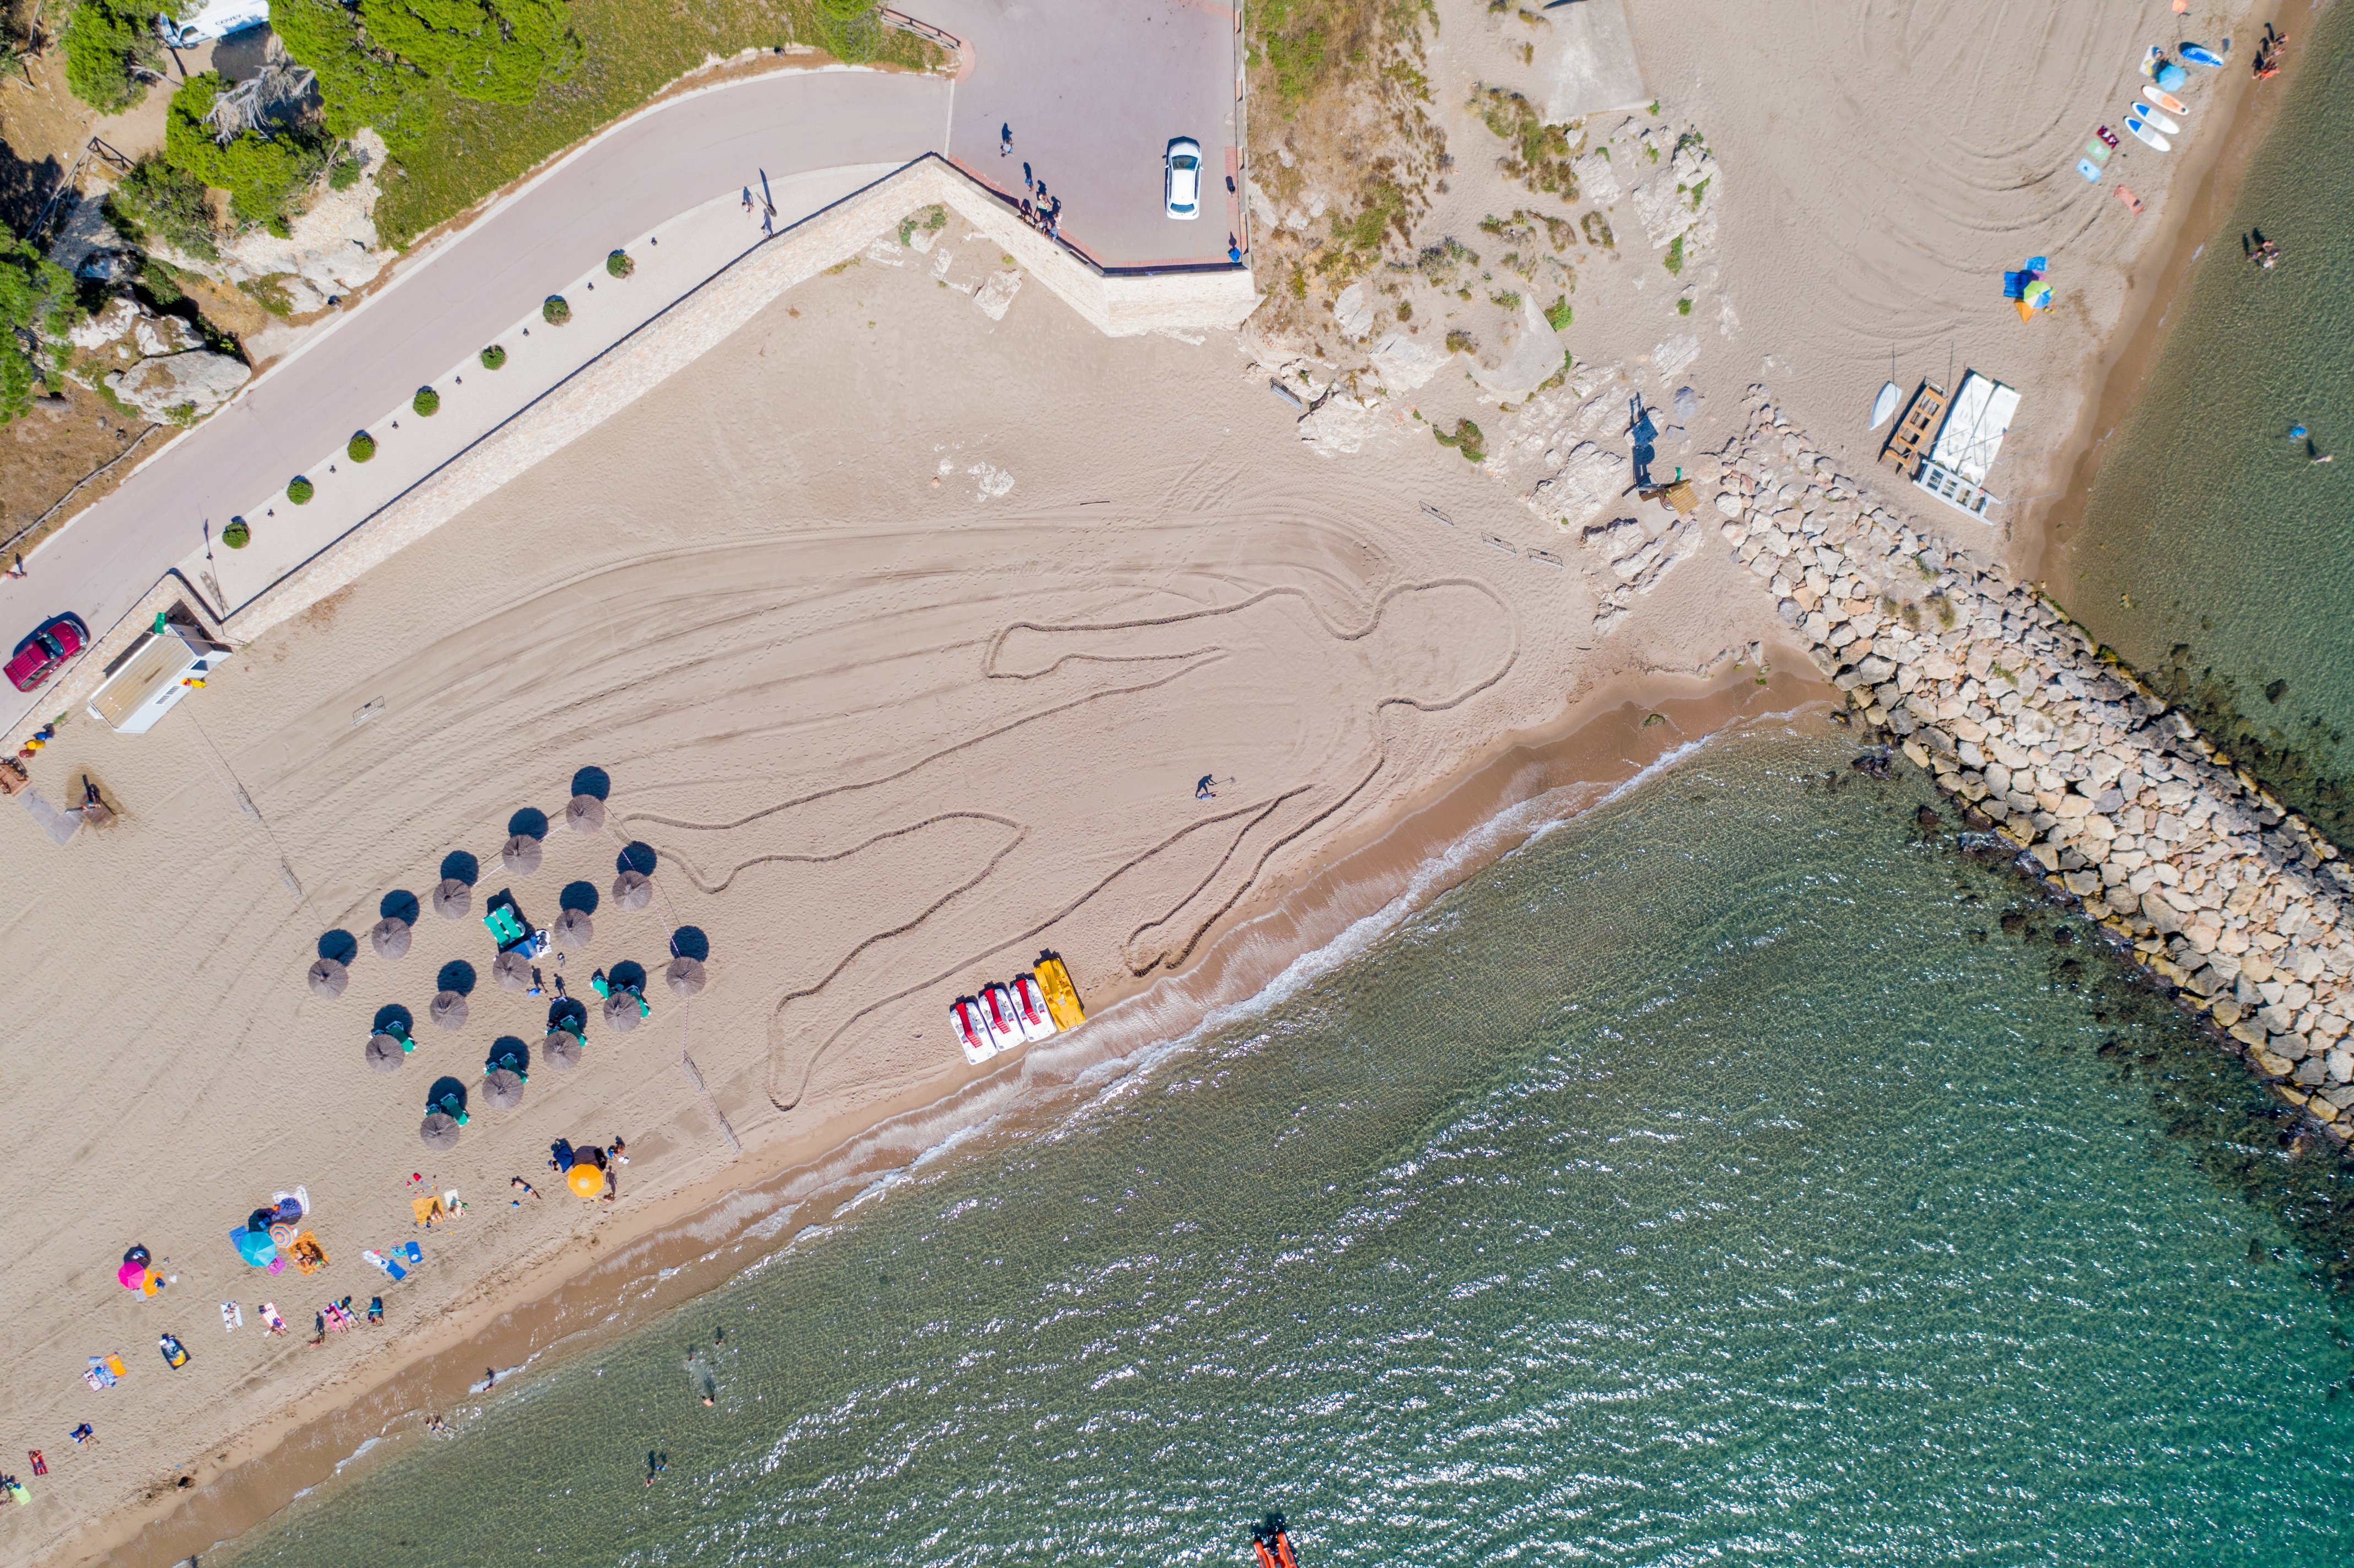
[2124,117,2172,152]
[2142,85,2189,114]
[2183,42,2225,68]
[2085,139,2111,164]
[2136,105,2180,135]
[1870,381,1901,430]
[2077,158,2102,182]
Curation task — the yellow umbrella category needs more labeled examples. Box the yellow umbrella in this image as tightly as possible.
[567,1163,605,1199]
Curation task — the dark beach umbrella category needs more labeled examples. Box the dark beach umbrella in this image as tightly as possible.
[492,950,533,992]
[665,956,706,997]
[365,1033,406,1073]
[432,878,473,919]
[307,958,349,998]
[429,991,469,1031]
[482,1068,526,1110]
[502,834,543,875]
[613,870,652,911]
[541,1029,583,1070]
[602,992,641,1032]
[552,909,592,948]
[419,1111,461,1149]
[565,794,606,834]
[370,916,412,960]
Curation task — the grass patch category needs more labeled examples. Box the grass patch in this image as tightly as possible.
[1545,295,1572,331]
[1332,180,1407,253]
[1475,88,1577,199]
[897,204,948,245]
[1444,328,1473,354]
[1676,296,1692,315]
[1490,290,1520,311]
[239,274,299,318]
[290,1,942,247]
[1581,211,1614,249]
[1433,417,1485,462]
[1662,235,1684,275]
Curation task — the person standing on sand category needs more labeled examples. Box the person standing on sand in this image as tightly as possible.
[1000,122,1012,155]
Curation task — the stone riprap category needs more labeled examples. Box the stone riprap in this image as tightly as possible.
[1719,391,2354,1140]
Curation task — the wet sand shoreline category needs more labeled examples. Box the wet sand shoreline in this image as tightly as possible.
[83,662,1828,1568]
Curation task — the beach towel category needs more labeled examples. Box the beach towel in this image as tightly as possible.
[364,1249,408,1283]
[104,1354,127,1379]
[443,1189,466,1219]
[412,1195,446,1228]
[289,1232,328,1273]
[261,1302,287,1334]
[403,1240,423,1264]
[222,1301,241,1332]
[83,1357,115,1391]
[27,1452,44,1477]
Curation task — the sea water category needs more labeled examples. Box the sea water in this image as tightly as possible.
[223,728,2353,1566]
[2066,4,2354,810]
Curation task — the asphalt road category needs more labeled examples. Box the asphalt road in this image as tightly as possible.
[2,0,1238,734]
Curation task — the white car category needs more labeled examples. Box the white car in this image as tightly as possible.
[1165,137,1203,220]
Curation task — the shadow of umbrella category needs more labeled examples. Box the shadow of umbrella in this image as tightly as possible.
[552,909,592,949]
[501,834,543,875]
[570,766,611,801]
[370,916,412,960]
[602,992,642,1032]
[307,958,349,998]
[317,929,359,965]
[492,950,532,991]
[616,841,657,877]
[665,956,706,996]
[365,1034,405,1072]
[380,889,421,926]
[566,795,606,834]
[559,880,599,914]
[482,1068,526,1111]
[613,870,652,911]
[440,850,480,886]
[432,879,473,919]
[429,991,469,1031]
[541,1029,583,1070]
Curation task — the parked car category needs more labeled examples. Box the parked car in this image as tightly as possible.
[1165,137,1203,220]
[6,613,89,693]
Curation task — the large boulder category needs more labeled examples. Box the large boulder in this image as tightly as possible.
[106,350,252,422]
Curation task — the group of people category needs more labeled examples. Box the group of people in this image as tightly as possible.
[2255,22,2287,79]
[2247,228,2282,269]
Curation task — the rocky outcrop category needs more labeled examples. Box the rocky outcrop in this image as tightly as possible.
[106,350,253,422]
[1721,391,2354,1139]
[135,129,397,317]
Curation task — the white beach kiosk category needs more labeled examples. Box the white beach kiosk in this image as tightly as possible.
[1910,372,2020,520]
[86,616,234,734]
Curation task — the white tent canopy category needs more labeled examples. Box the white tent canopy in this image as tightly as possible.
[1928,372,2021,486]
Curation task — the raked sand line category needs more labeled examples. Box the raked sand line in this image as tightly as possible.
[1715,388,2354,1143]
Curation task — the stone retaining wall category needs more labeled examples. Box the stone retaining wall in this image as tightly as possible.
[1713,389,2354,1141]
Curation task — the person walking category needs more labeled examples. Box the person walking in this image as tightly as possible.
[5,553,25,579]
[1000,122,1013,155]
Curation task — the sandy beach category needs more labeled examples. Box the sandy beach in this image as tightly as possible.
[0,2,2291,1561]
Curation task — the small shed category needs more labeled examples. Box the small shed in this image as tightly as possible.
[86,620,234,734]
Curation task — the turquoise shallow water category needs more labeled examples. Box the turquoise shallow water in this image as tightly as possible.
[224,728,2353,1567]
[2067,4,2354,821]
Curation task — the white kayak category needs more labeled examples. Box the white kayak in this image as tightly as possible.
[1870,381,1901,430]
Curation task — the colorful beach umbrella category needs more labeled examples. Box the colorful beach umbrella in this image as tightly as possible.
[567,1162,605,1199]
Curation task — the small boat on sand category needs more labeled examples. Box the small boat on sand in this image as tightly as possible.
[1870,381,1901,430]
[979,982,1026,1052]
[1033,952,1088,1029]
[1011,974,1059,1041]
[951,997,995,1064]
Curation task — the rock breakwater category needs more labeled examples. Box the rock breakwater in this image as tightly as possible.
[1715,391,2354,1142]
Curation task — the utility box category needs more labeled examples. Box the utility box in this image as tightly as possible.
[87,620,234,734]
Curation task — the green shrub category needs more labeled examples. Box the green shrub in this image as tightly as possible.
[358,0,579,105]
[288,475,315,504]
[165,74,332,224]
[1662,235,1684,276]
[1676,296,1692,316]
[542,295,570,325]
[479,344,506,369]
[222,518,251,548]
[1544,295,1572,331]
[412,385,440,416]
[815,0,882,64]
[605,249,633,278]
[271,0,432,154]
[348,430,376,462]
[0,220,77,426]
[328,152,364,191]
[266,214,293,239]
[105,158,221,263]
[1433,417,1486,462]
[61,0,153,114]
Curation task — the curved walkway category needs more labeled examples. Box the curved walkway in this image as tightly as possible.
[1,0,1240,735]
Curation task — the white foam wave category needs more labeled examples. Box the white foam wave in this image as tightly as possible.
[332,1436,381,1475]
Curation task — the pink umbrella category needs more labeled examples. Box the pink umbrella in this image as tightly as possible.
[117,1260,147,1291]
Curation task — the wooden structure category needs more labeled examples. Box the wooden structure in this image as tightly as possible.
[1878,380,1947,477]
